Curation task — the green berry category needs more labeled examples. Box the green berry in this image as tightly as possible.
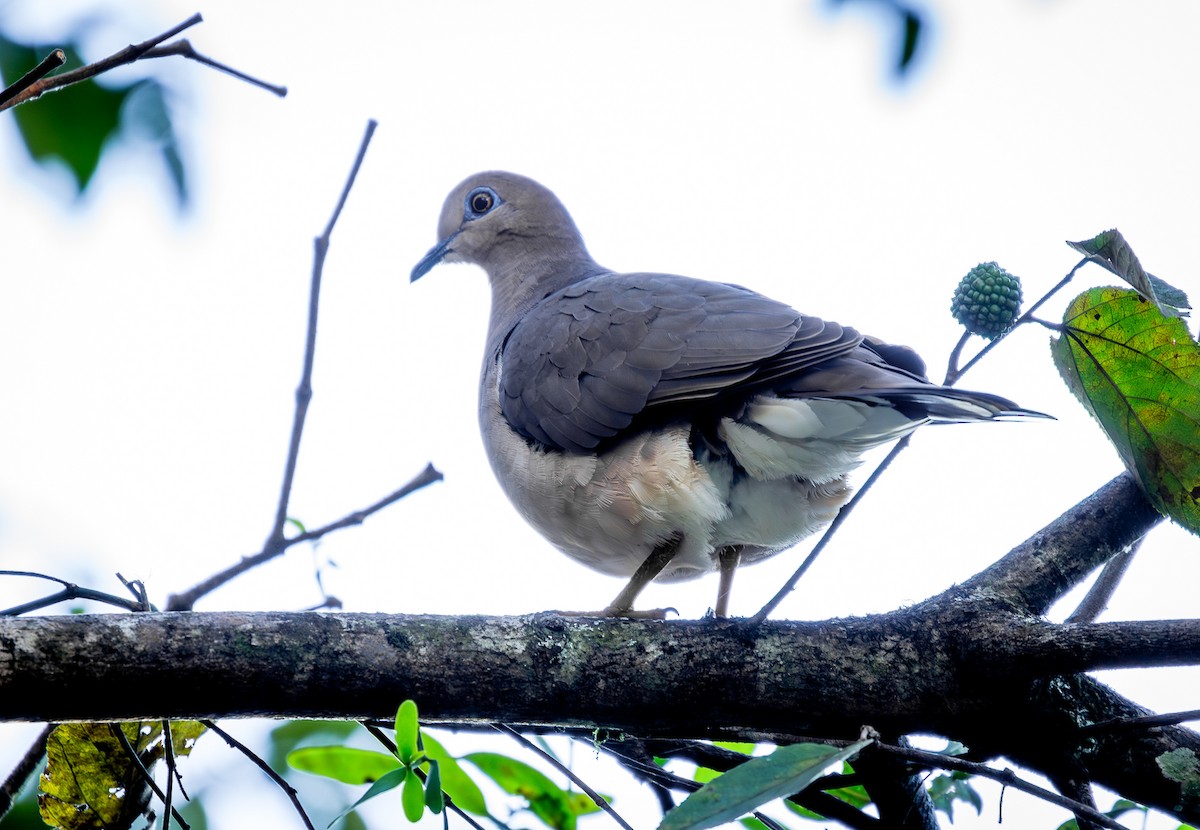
[950,262,1023,340]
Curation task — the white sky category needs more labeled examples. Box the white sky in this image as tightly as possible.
[2,1,1199,828]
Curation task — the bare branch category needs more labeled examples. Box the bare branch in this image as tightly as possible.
[165,462,442,611]
[142,39,286,96]
[943,473,1160,614]
[0,724,52,822]
[0,570,154,616]
[1065,537,1142,623]
[265,120,378,551]
[201,720,315,830]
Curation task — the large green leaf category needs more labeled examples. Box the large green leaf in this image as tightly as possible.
[286,746,400,785]
[463,752,600,830]
[660,739,872,830]
[1052,287,1200,535]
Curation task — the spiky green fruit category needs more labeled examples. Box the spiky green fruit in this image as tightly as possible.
[951,262,1023,339]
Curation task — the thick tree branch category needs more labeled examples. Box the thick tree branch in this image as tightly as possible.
[2,609,1199,823]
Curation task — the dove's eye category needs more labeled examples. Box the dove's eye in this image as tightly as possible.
[466,187,498,217]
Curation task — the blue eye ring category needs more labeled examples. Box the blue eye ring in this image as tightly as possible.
[466,186,500,218]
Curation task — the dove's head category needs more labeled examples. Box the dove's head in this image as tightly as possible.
[411,171,594,284]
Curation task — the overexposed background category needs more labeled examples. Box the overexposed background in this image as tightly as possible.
[1,2,1198,828]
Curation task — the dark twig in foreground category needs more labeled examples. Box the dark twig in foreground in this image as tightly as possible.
[0,15,203,112]
[494,723,636,830]
[0,49,65,107]
[201,720,315,830]
[1078,708,1200,737]
[109,724,190,829]
[0,724,53,822]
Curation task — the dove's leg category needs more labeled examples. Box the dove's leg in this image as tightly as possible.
[599,538,682,617]
[714,546,742,618]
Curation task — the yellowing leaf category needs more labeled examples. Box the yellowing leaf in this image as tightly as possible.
[660,739,872,830]
[38,721,206,830]
[1052,287,1200,534]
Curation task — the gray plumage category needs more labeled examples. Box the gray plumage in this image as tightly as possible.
[412,172,1042,612]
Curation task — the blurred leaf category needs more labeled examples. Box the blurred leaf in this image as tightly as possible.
[927,772,982,822]
[287,746,400,785]
[395,699,420,765]
[421,733,488,815]
[1068,229,1189,316]
[1052,287,1200,535]
[402,769,425,823]
[121,79,187,205]
[38,721,204,830]
[268,719,358,769]
[464,752,599,830]
[660,739,872,830]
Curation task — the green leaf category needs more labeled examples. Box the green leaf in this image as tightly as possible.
[927,772,982,822]
[424,759,445,813]
[327,767,409,828]
[268,720,358,769]
[395,699,420,765]
[1052,287,1200,534]
[421,733,488,815]
[402,769,426,823]
[287,746,400,785]
[1067,229,1189,316]
[660,739,872,830]
[464,752,599,830]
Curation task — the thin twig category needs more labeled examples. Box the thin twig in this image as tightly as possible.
[0,15,203,112]
[166,462,442,610]
[142,39,286,96]
[0,49,65,107]
[108,724,190,829]
[0,570,154,616]
[494,724,636,830]
[361,722,488,830]
[869,742,1126,830]
[201,720,316,830]
[265,120,378,552]
[752,436,911,623]
[162,720,177,830]
[1065,538,1143,624]
[0,724,53,822]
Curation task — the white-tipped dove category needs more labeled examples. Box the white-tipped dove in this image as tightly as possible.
[412,171,1043,617]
